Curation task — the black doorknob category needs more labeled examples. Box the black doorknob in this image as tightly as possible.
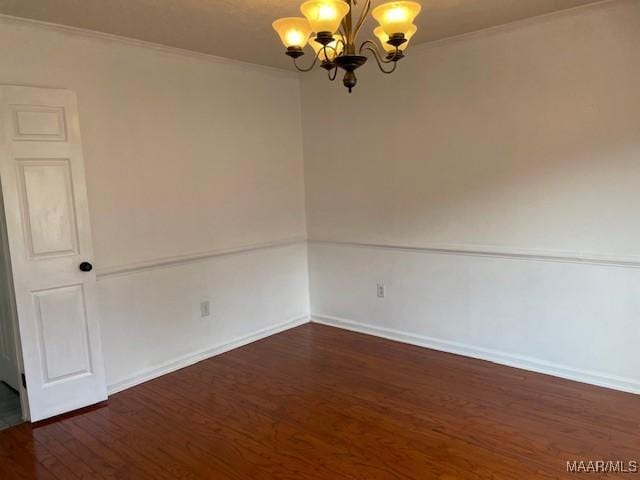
[79,262,93,272]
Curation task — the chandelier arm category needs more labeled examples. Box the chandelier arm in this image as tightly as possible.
[328,66,338,81]
[359,40,397,64]
[362,46,399,74]
[322,43,340,64]
[292,49,322,72]
[325,43,339,56]
[352,0,372,43]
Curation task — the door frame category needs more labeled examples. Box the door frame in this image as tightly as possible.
[0,178,29,421]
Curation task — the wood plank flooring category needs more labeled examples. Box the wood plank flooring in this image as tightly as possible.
[0,323,638,479]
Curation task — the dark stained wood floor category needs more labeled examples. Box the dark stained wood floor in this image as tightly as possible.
[1,323,639,479]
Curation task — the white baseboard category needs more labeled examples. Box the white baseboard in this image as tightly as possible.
[312,314,640,396]
[107,315,310,395]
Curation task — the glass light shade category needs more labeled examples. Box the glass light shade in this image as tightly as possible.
[300,0,350,34]
[372,1,421,37]
[374,24,417,52]
[311,34,344,61]
[272,17,312,49]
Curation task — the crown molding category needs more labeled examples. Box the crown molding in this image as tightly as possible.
[411,0,623,55]
[0,1,625,78]
[0,13,297,78]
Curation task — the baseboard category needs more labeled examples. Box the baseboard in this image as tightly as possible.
[312,314,640,396]
[107,315,310,395]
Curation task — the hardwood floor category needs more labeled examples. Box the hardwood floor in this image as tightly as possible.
[0,323,638,479]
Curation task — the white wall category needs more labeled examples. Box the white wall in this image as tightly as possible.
[0,18,310,390]
[101,242,309,392]
[0,19,307,269]
[303,0,640,393]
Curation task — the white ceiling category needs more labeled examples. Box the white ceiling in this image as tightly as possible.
[0,0,602,69]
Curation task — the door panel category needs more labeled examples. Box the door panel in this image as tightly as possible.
[17,159,79,258]
[34,284,92,383]
[12,106,68,142]
[0,86,107,421]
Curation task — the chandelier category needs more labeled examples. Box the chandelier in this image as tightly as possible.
[273,0,422,92]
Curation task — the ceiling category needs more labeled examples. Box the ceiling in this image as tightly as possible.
[0,0,602,69]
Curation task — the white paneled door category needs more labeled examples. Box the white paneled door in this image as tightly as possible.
[0,86,107,421]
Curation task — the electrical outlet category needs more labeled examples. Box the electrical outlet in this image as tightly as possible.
[377,284,386,298]
[200,301,211,317]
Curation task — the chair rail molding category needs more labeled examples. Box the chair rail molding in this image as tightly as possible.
[97,237,308,279]
[308,239,640,269]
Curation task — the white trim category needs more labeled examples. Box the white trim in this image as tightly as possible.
[0,14,296,78]
[97,237,307,279]
[98,236,640,281]
[312,314,640,396]
[107,315,310,395]
[309,240,640,269]
[411,0,622,55]
[0,0,622,75]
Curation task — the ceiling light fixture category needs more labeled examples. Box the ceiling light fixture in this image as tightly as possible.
[273,0,422,93]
